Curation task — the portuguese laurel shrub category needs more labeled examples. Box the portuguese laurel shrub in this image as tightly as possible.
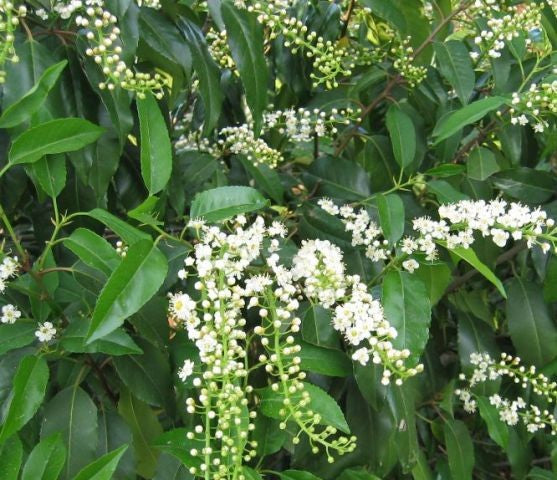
[0,0,557,479]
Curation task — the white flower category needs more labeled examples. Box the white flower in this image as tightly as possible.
[402,259,419,273]
[491,228,509,247]
[1,304,21,324]
[35,322,56,342]
[352,347,370,365]
[178,359,195,382]
[0,256,18,280]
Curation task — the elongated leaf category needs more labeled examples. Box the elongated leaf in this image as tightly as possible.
[61,322,143,356]
[41,387,98,480]
[179,19,223,134]
[449,246,507,298]
[434,41,474,105]
[252,416,286,457]
[63,228,121,276]
[87,239,168,343]
[85,208,151,244]
[444,419,474,480]
[477,397,509,449]
[279,471,323,480]
[0,356,49,443]
[376,193,405,243]
[0,434,23,480]
[433,97,506,143]
[31,154,66,198]
[222,1,268,134]
[302,305,340,349]
[386,106,416,168]
[21,433,66,480]
[382,271,431,365]
[491,168,557,204]
[507,278,557,366]
[0,60,67,128]
[296,341,352,377]
[137,92,173,194]
[118,389,162,478]
[9,118,104,165]
[190,186,268,222]
[151,428,202,469]
[73,445,128,480]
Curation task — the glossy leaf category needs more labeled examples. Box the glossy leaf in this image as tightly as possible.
[444,419,474,480]
[386,106,416,168]
[0,434,23,480]
[376,193,405,243]
[21,433,66,480]
[0,355,49,443]
[0,321,37,355]
[432,97,506,143]
[434,41,474,105]
[382,271,431,365]
[190,186,269,222]
[507,278,557,366]
[41,387,98,479]
[137,92,173,194]
[222,1,268,134]
[9,118,104,165]
[86,239,168,343]
[466,147,499,181]
[73,445,128,480]
[63,228,120,276]
[0,60,67,128]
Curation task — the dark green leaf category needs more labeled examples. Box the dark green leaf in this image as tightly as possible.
[137,92,173,194]
[0,321,37,355]
[434,41,474,104]
[302,305,340,349]
[190,186,268,222]
[9,118,104,165]
[239,157,283,204]
[296,341,352,377]
[466,147,499,181]
[87,239,168,343]
[386,106,416,168]
[0,355,49,443]
[31,154,66,198]
[222,1,268,134]
[507,278,557,366]
[477,397,508,449]
[433,97,506,144]
[376,193,405,243]
[444,419,474,480]
[491,168,557,204]
[382,271,431,365]
[41,387,98,480]
[118,389,162,478]
[85,208,151,244]
[0,60,67,128]
[279,471,323,480]
[61,322,143,356]
[63,228,120,276]
[178,19,223,134]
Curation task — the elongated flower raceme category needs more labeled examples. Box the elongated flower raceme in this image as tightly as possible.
[457,353,557,436]
[319,198,557,272]
[167,215,420,478]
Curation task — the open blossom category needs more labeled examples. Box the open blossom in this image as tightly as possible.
[178,359,195,382]
[35,322,56,342]
[0,255,18,281]
[1,304,21,324]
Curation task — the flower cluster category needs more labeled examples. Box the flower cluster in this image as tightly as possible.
[509,79,557,133]
[167,214,423,476]
[207,28,236,73]
[263,107,357,143]
[236,0,353,89]
[218,125,283,168]
[0,1,26,84]
[319,198,557,272]
[457,353,556,436]
[391,37,427,88]
[77,2,167,97]
[467,1,544,60]
[0,254,18,292]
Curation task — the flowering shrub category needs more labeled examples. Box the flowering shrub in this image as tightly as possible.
[1,0,557,479]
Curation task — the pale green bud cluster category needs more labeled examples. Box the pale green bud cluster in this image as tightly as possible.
[0,0,26,84]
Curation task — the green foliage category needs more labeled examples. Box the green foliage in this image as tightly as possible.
[1,0,557,479]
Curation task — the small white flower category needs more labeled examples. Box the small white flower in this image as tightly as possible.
[1,304,21,324]
[35,322,56,342]
[402,259,419,273]
[352,347,369,366]
[178,359,195,382]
